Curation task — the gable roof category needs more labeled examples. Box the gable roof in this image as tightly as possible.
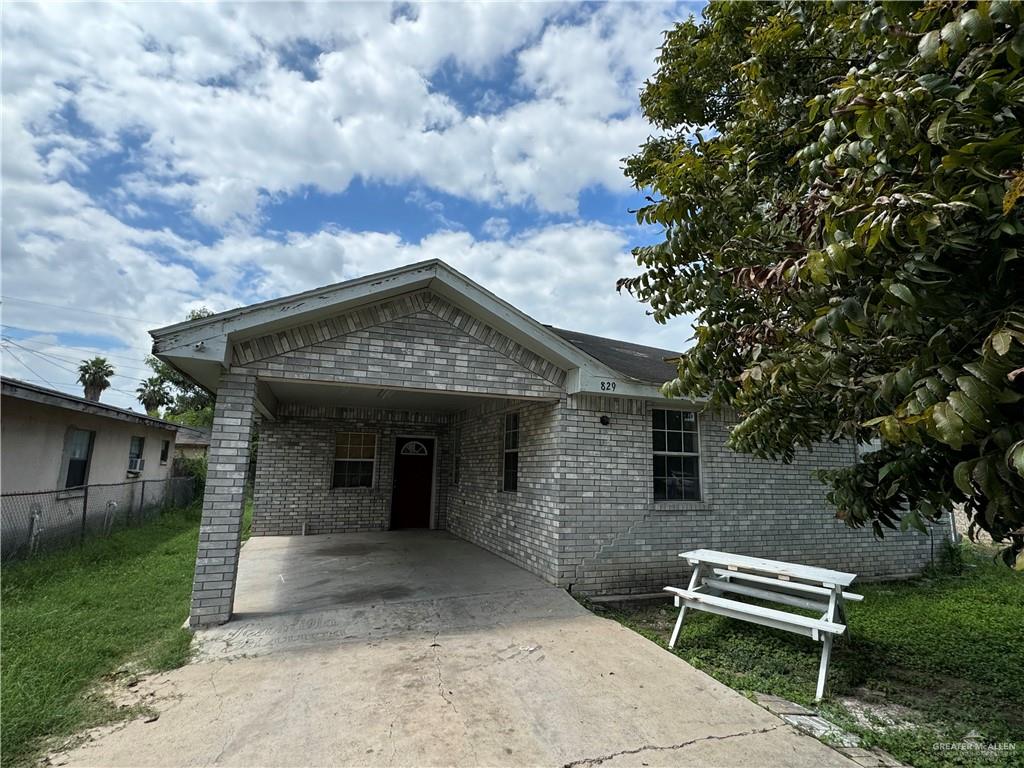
[150,259,687,401]
[1,376,180,432]
[547,327,680,384]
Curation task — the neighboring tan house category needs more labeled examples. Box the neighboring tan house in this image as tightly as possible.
[151,259,938,628]
[173,426,211,459]
[1,376,179,493]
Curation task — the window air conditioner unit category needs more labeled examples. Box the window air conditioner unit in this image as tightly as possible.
[128,457,145,473]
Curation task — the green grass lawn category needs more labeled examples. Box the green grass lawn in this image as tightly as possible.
[0,500,253,768]
[599,546,1024,768]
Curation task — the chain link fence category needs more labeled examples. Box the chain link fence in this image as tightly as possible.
[1,476,199,563]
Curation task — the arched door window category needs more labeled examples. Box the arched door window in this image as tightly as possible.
[400,440,429,456]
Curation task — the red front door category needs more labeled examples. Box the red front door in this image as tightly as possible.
[391,437,434,529]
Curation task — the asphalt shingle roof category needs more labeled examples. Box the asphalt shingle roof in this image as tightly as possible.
[545,327,681,384]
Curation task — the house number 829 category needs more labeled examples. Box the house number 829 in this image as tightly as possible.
[600,381,617,392]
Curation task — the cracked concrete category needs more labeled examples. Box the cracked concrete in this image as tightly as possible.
[561,724,786,767]
[50,532,855,767]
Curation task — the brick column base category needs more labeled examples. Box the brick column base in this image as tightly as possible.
[189,371,257,628]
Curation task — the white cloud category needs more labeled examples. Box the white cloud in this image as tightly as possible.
[1,1,701,411]
[187,222,693,352]
[2,1,695,225]
[481,217,510,239]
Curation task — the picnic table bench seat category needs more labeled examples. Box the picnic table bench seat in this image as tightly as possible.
[664,549,863,700]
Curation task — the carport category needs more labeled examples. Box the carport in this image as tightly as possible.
[61,529,856,768]
[195,530,579,659]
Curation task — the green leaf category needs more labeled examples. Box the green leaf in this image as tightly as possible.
[1008,441,1024,479]
[940,20,966,51]
[948,391,988,431]
[955,376,994,409]
[930,403,966,449]
[918,30,941,60]
[959,9,993,41]
[991,330,1012,355]
[954,459,976,495]
[927,111,949,145]
[888,282,916,305]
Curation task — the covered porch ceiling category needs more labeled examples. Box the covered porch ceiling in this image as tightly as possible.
[262,377,546,414]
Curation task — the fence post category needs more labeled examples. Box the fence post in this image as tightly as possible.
[28,511,41,558]
[141,480,147,524]
[80,485,89,547]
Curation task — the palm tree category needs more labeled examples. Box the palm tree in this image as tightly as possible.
[77,357,115,402]
[136,376,171,416]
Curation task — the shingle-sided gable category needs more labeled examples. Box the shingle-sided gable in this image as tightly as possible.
[237,293,565,400]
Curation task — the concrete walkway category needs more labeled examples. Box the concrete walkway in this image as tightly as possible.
[54,532,854,767]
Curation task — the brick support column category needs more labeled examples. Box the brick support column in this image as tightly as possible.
[189,371,258,628]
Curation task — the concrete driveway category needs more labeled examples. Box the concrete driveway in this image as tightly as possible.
[55,532,853,767]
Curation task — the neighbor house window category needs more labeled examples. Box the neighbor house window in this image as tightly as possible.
[333,432,376,488]
[128,436,145,473]
[159,440,170,465]
[502,412,519,492]
[64,428,95,489]
[652,409,700,501]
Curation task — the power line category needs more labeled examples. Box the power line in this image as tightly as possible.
[0,337,155,376]
[2,347,59,388]
[3,340,80,375]
[0,295,158,324]
[1,345,138,397]
[0,325,156,364]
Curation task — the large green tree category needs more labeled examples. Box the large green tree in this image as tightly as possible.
[621,0,1024,566]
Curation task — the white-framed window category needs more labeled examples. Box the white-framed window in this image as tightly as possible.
[159,439,170,465]
[128,435,145,473]
[64,428,95,489]
[652,409,701,501]
[502,412,519,492]
[333,432,377,488]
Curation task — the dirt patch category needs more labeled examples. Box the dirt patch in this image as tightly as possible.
[836,688,921,731]
[42,667,178,766]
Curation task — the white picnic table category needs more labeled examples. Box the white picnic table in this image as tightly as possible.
[664,549,863,700]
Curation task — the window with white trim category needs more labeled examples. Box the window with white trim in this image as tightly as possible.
[159,439,170,465]
[502,412,519,492]
[652,409,701,501]
[333,432,376,488]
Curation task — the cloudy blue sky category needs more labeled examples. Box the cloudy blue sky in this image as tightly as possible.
[1,1,702,410]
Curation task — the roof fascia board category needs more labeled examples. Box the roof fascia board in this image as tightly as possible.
[151,267,436,359]
[151,260,440,337]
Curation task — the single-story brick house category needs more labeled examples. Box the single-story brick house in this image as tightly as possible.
[151,259,936,628]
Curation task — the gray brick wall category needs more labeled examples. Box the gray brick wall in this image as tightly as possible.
[244,297,562,401]
[190,371,258,627]
[254,404,451,534]
[447,397,563,583]
[559,394,940,596]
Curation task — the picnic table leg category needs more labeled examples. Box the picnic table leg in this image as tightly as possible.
[815,633,833,701]
[815,585,841,701]
[668,563,703,649]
